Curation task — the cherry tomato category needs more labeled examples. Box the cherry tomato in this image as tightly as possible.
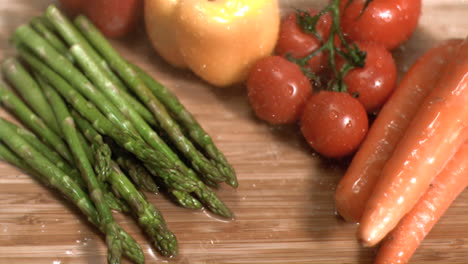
[341,41,397,113]
[247,56,313,125]
[300,91,368,158]
[275,9,332,73]
[340,0,422,50]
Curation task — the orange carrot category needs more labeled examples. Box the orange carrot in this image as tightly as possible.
[334,39,462,223]
[358,38,468,247]
[375,142,468,264]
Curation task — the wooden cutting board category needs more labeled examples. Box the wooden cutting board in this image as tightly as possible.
[0,0,467,263]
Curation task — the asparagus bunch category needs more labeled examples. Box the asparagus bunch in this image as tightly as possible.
[0,118,144,264]
[18,4,234,214]
[0,3,238,263]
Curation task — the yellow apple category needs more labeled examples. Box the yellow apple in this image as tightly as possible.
[144,0,280,87]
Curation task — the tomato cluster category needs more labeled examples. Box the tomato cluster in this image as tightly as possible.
[246,0,421,158]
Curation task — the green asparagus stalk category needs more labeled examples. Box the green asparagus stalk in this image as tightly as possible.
[143,164,203,210]
[113,149,159,194]
[44,74,130,264]
[17,46,197,193]
[0,118,144,264]
[0,79,73,163]
[90,143,132,214]
[72,109,202,210]
[2,119,85,187]
[76,125,95,164]
[108,162,178,257]
[0,142,42,182]
[70,109,178,257]
[73,15,228,185]
[134,65,238,187]
[1,58,61,135]
[13,24,136,135]
[30,16,75,62]
[0,118,98,223]
[41,5,157,127]
[92,141,112,183]
[145,160,232,217]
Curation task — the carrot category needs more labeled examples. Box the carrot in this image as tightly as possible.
[358,38,468,247]
[375,142,468,264]
[334,39,462,223]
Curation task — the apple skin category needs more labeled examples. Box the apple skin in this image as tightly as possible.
[144,0,280,87]
[144,0,187,68]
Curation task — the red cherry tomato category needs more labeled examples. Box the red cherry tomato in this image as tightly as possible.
[275,9,332,73]
[340,0,422,50]
[341,42,397,113]
[247,56,313,124]
[300,91,368,158]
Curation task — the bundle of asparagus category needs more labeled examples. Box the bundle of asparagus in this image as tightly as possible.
[0,4,237,264]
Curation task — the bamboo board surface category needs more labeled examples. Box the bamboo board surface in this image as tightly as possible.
[0,0,467,263]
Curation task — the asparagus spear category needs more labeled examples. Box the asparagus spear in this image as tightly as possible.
[1,58,61,135]
[17,46,197,193]
[2,119,84,187]
[0,79,73,163]
[73,14,228,185]
[44,74,129,264]
[0,118,144,264]
[93,141,112,182]
[13,24,136,135]
[30,16,75,63]
[71,109,178,256]
[108,162,178,257]
[89,142,132,213]
[113,149,159,193]
[134,65,238,188]
[143,164,203,210]
[41,6,157,127]
[0,142,42,182]
[0,118,98,221]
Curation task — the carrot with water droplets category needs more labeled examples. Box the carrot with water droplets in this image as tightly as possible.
[358,38,468,247]
[375,142,468,264]
[334,39,463,223]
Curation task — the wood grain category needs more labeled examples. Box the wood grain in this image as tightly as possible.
[0,0,467,263]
